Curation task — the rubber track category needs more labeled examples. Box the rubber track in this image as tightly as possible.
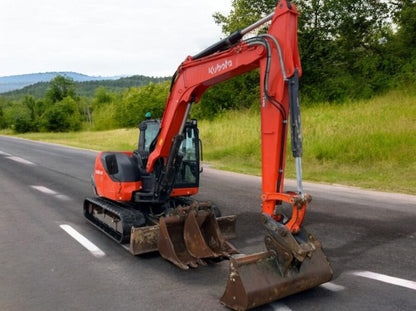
[83,196,145,244]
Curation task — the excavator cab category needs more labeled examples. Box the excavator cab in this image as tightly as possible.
[135,118,200,194]
[130,118,238,269]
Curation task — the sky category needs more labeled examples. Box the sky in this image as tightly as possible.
[0,0,232,78]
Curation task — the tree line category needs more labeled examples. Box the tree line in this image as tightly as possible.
[0,0,414,132]
[2,75,170,101]
[207,0,416,104]
[0,76,171,132]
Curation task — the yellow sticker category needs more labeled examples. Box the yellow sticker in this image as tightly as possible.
[158,138,163,146]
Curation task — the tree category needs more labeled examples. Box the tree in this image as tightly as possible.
[0,105,6,129]
[214,0,392,103]
[193,71,260,119]
[11,103,33,133]
[389,0,416,84]
[213,0,275,34]
[46,75,77,103]
[86,87,115,130]
[392,0,416,47]
[92,86,114,108]
[0,97,9,129]
[115,82,169,128]
[41,97,82,132]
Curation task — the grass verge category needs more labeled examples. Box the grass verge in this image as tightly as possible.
[11,128,139,151]
[9,90,416,195]
[198,90,415,194]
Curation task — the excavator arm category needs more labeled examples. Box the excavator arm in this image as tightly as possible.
[147,1,304,231]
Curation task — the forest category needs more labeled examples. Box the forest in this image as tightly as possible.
[0,0,415,133]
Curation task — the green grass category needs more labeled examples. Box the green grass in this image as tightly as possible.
[198,90,416,194]
[13,129,139,151]
[305,91,415,194]
[198,109,262,175]
[9,90,416,194]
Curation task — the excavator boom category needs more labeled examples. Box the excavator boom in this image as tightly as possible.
[145,1,302,222]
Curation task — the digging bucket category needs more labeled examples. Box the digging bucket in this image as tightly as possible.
[157,209,238,269]
[184,209,238,258]
[129,214,237,256]
[220,214,333,310]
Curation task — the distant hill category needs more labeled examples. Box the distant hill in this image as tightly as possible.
[0,72,121,93]
[0,73,171,100]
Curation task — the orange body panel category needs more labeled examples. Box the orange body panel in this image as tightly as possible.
[170,187,199,197]
[94,151,198,202]
[94,151,142,201]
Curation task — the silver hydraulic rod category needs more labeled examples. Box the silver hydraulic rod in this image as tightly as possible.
[295,157,304,196]
[241,12,274,36]
[193,12,275,60]
[179,101,193,134]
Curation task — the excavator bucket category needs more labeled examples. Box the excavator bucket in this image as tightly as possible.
[129,214,237,256]
[220,214,333,310]
[157,209,238,269]
[158,215,203,269]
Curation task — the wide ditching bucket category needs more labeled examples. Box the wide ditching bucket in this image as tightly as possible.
[158,209,238,269]
[129,204,238,269]
[220,214,333,310]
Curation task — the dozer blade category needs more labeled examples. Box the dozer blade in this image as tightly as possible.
[157,210,238,269]
[220,214,333,310]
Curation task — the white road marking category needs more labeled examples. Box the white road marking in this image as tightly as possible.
[30,185,71,201]
[55,194,71,201]
[270,302,293,311]
[31,185,58,195]
[320,282,346,292]
[7,156,35,165]
[0,150,11,156]
[60,224,106,258]
[352,271,416,291]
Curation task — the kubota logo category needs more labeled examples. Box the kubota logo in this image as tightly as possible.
[208,59,233,75]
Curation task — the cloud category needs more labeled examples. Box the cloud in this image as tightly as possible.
[0,0,231,77]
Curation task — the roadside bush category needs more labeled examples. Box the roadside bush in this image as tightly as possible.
[192,71,260,120]
[115,82,169,127]
[0,106,6,129]
[41,97,82,132]
[91,103,118,130]
[13,106,34,133]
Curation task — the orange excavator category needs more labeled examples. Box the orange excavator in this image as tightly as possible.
[83,1,333,310]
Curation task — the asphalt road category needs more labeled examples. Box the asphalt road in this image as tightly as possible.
[0,135,415,311]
